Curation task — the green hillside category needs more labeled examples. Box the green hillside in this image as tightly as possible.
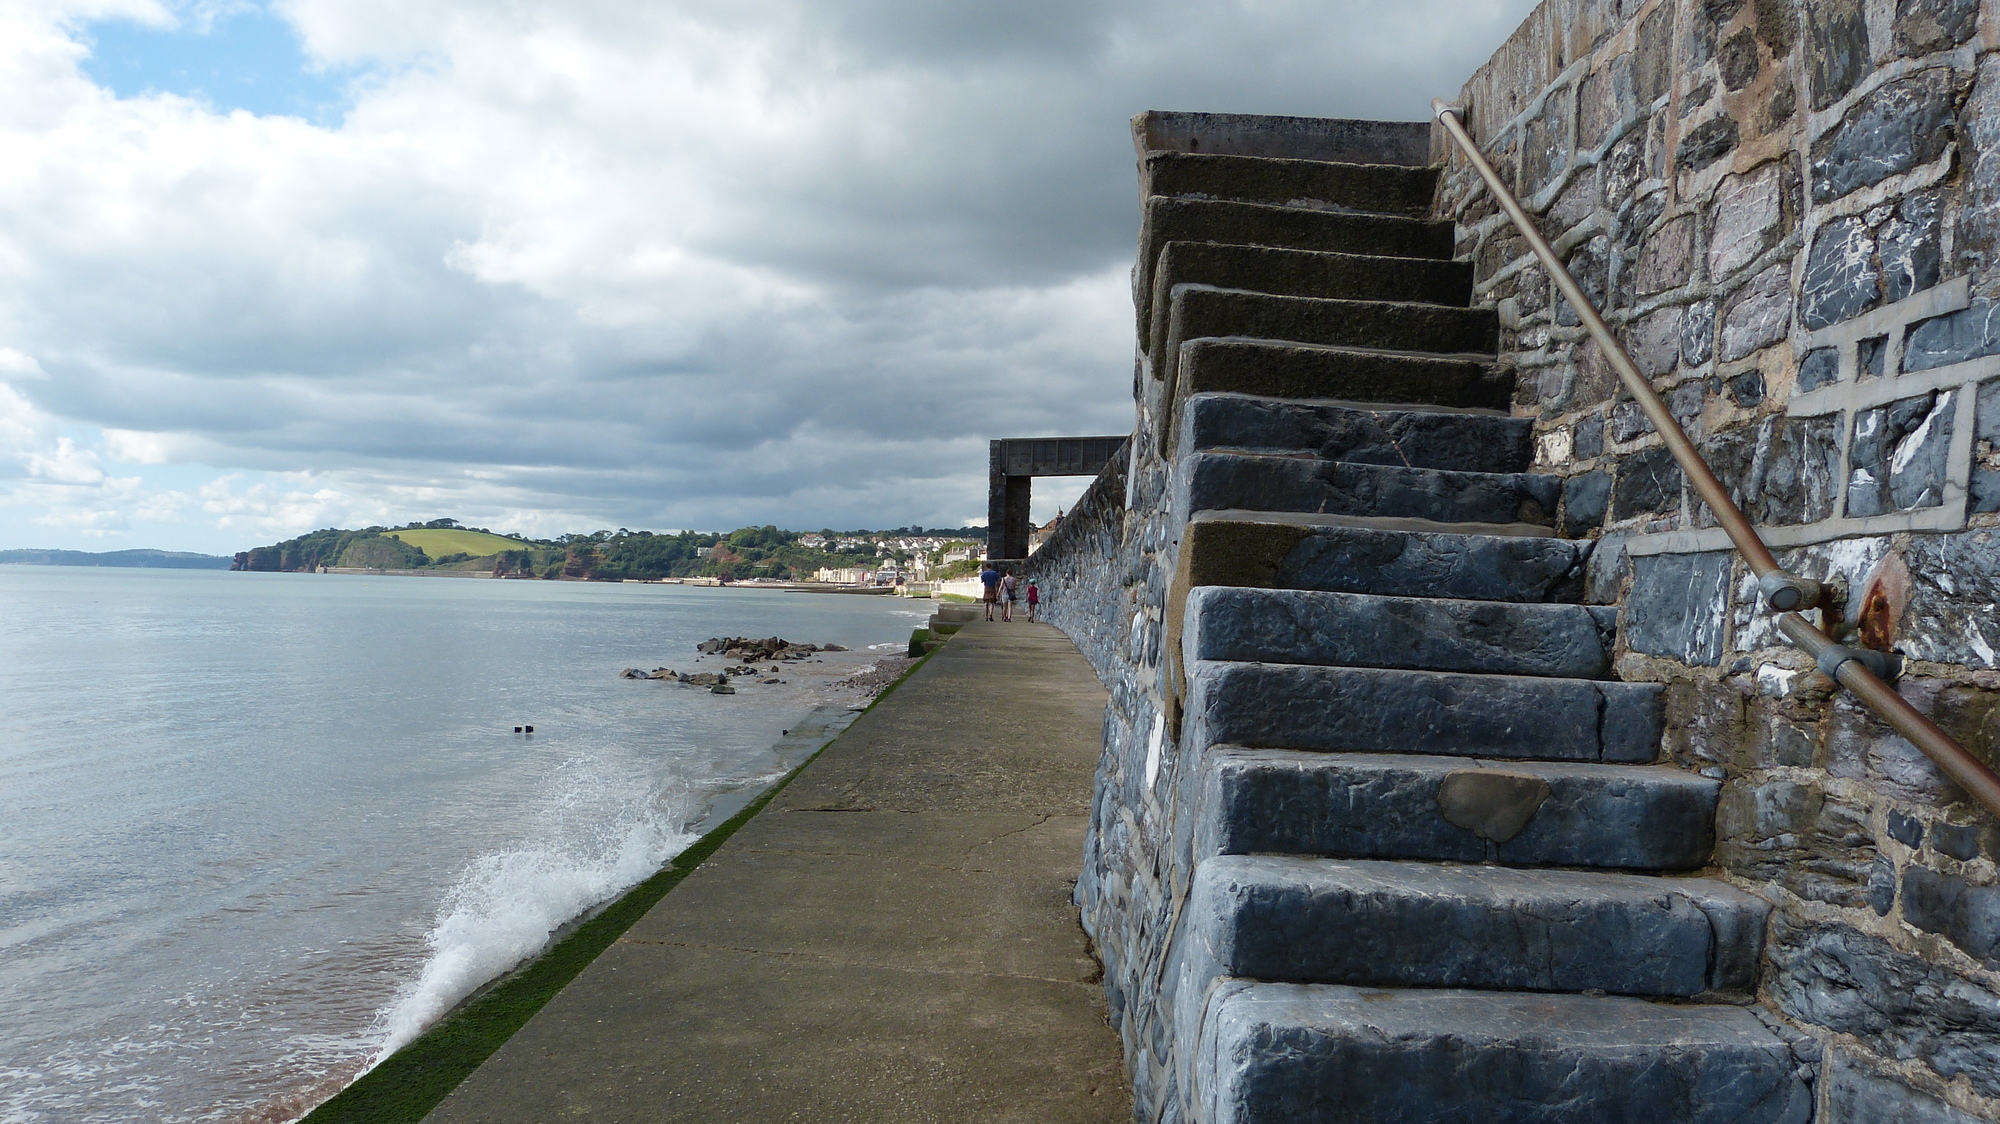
[382,528,531,558]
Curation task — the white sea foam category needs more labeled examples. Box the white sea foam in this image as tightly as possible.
[370,774,699,1060]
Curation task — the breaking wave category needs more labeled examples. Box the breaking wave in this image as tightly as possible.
[370,771,699,1060]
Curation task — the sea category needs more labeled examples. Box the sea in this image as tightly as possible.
[0,567,928,1123]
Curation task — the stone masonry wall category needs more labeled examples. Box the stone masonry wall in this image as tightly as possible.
[1439,1,2000,1118]
[1019,430,1187,1115]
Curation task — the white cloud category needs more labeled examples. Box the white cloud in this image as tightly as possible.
[0,0,1541,551]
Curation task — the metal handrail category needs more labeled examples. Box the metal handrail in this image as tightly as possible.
[1434,100,2000,820]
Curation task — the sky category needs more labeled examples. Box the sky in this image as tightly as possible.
[0,0,1542,554]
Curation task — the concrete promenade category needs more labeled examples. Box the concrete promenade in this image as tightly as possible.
[424,620,1130,1123]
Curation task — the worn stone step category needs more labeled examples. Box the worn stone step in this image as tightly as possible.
[1174,518,1591,603]
[1142,151,1439,217]
[1176,338,1512,411]
[1192,983,1814,1124]
[1180,394,1530,474]
[1144,241,1471,358]
[1175,451,1561,530]
[1156,290,1497,427]
[1183,587,1615,678]
[1182,660,1664,763]
[1135,110,1433,166]
[1138,197,1453,334]
[1166,286,1494,366]
[1194,749,1720,870]
[1180,856,1767,997]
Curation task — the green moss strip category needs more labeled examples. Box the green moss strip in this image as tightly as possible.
[302,650,935,1123]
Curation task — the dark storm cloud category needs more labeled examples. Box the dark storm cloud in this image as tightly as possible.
[0,0,1538,547]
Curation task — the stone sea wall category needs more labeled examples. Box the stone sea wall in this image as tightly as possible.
[1022,410,1189,1113]
[1438,0,2000,1117]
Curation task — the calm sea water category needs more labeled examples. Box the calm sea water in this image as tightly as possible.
[0,568,925,1123]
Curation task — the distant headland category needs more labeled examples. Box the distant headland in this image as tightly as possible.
[0,548,233,569]
[232,518,988,583]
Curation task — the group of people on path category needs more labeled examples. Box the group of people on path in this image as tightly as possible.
[978,561,1038,622]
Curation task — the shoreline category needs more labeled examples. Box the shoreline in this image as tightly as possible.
[295,652,934,1124]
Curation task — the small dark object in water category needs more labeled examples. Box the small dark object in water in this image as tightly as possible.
[525,725,535,733]
[513,726,523,733]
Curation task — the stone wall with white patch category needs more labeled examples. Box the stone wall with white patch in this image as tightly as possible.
[1439,1,2000,1118]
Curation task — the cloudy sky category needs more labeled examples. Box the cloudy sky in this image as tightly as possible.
[0,0,1539,553]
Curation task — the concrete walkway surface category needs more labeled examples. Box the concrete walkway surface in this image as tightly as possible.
[423,620,1131,1123]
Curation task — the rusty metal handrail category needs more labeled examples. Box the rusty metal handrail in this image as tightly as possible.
[1434,100,2000,820]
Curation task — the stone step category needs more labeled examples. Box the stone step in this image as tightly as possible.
[1138,197,1453,332]
[1180,856,1767,997]
[1193,749,1719,870]
[1180,393,1530,474]
[1193,983,1814,1124]
[1183,587,1615,678]
[1174,518,1591,603]
[1176,338,1511,411]
[1175,451,1561,530]
[1156,289,1497,418]
[1142,151,1438,217]
[1143,241,1471,358]
[1182,660,1664,763]
[1134,110,1433,166]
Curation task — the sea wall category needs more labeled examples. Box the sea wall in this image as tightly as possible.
[1436,1,2000,1117]
[1021,411,1191,1112]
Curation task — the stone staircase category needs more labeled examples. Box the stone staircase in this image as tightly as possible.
[1131,112,1817,1123]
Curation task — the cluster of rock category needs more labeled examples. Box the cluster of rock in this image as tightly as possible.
[618,667,744,693]
[695,636,847,660]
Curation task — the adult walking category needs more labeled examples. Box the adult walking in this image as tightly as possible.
[980,560,1001,621]
[999,570,1018,622]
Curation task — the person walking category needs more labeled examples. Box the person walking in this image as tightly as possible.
[999,570,1018,622]
[1025,579,1039,622]
[979,560,1001,621]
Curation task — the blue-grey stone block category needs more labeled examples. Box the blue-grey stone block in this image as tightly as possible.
[1180,395,1530,474]
[1184,586,1615,678]
[1179,452,1561,528]
[1184,856,1768,996]
[1195,983,1814,1124]
[1893,0,1979,56]
[1269,524,1590,603]
[1808,0,1870,110]
[1798,346,1842,391]
[1905,303,2000,371]
[1846,391,1955,516]
[1574,412,1606,458]
[1826,1050,1983,1123]
[1769,916,2000,1099]
[1902,865,2000,963]
[1810,68,1958,203]
[1563,469,1612,534]
[1802,217,1881,329]
[1624,551,1733,667]
[1611,444,1683,520]
[1889,810,1926,848]
[1678,115,1741,173]
[1881,193,1943,303]
[1194,749,1721,870]
[1933,821,1983,861]
[1183,660,1665,763]
[1683,299,1717,366]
